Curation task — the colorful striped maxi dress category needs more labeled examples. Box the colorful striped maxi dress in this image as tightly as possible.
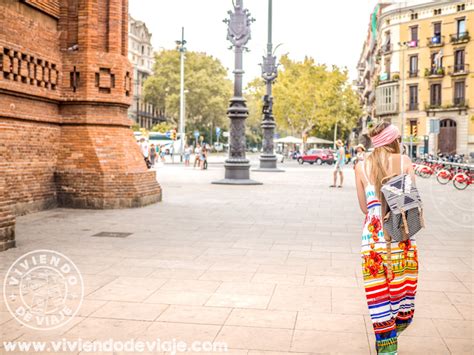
[361,174,419,354]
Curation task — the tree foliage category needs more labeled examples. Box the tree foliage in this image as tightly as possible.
[143,50,232,144]
[247,54,361,142]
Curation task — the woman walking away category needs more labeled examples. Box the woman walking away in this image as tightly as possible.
[330,139,345,188]
[354,122,418,354]
[201,145,208,170]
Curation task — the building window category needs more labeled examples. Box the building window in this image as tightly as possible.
[409,26,418,47]
[142,45,145,54]
[457,4,465,12]
[409,85,418,110]
[454,49,465,72]
[430,83,442,107]
[411,13,418,20]
[409,120,418,136]
[434,9,442,16]
[430,51,443,73]
[457,18,466,36]
[409,55,418,77]
[433,22,442,37]
[454,81,465,106]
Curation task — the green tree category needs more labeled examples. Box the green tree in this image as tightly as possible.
[248,54,361,142]
[244,78,265,148]
[151,122,175,133]
[143,50,232,145]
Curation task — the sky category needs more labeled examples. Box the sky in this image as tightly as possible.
[129,0,381,85]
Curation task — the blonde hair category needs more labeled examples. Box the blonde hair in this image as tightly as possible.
[366,121,401,198]
[336,139,343,147]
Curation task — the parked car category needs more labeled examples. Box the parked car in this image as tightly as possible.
[298,149,335,165]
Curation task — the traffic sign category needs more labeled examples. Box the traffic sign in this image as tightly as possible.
[193,130,200,138]
[165,131,171,138]
[216,127,221,137]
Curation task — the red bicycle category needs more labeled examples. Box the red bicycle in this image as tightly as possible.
[436,165,455,185]
[453,169,473,190]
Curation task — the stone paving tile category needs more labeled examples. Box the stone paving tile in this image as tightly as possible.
[443,337,474,354]
[90,301,169,321]
[215,282,275,296]
[396,335,450,354]
[268,285,331,312]
[432,319,473,339]
[225,309,296,329]
[206,294,271,309]
[139,322,221,344]
[251,273,305,285]
[64,318,150,340]
[87,277,167,302]
[297,312,366,333]
[157,305,231,325]
[144,290,214,306]
[215,326,293,352]
[291,330,370,353]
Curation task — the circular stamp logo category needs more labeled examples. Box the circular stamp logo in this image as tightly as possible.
[3,250,83,330]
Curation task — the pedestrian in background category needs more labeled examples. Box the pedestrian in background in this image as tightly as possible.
[194,144,201,168]
[159,145,166,163]
[330,139,345,188]
[184,145,192,166]
[201,145,208,170]
[149,144,156,167]
[353,144,366,168]
[354,121,418,355]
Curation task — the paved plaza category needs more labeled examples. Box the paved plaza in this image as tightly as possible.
[1,160,473,354]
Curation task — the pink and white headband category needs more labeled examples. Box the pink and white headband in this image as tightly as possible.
[371,125,400,148]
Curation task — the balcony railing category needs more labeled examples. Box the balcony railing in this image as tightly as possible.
[450,31,470,44]
[425,100,469,111]
[427,35,444,47]
[407,39,419,48]
[407,102,419,111]
[381,43,392,54]
[425,67,445,78]
[453,98,468,108]
[448,63,470,76]
[408,70,419,78]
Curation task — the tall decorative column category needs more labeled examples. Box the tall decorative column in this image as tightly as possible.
[213,0,261,185]
[255,0,284,172]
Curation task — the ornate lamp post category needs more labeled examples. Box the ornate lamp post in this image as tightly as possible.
[213,0,261,185]
[255,0,283,172]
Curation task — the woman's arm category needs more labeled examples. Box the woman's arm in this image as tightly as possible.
[403,155,416,183]
[354,163,368,215]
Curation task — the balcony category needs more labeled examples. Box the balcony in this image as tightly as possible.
[453,98,469,108]
[450,32,470,44]
[424,67,445,78]
[375,82,399,116]
[425,100,469,112]
[381,43,392,55]
[427,35,444,47]
[408,70,419,78]
[407,40,419,48]
[407,102,419,111]
[448,63,470,76]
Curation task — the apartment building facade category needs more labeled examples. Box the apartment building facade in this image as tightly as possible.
[128,15,163,129]
[357,0,473,157]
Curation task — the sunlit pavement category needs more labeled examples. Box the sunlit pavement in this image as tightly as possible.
[1,160,472,354]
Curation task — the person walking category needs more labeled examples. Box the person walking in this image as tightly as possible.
[159,145,166,163]
[354,122,418,355]
[330,139,345,187]
[194,144,201,168]
[149,144,156,167]
[184,145,192,167]
[353,144,366,168]
[201,145,208,170]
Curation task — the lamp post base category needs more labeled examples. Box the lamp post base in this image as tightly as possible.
[212,160,262,185]
[253,155,284,172]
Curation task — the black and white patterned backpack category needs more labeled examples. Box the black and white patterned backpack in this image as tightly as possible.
[380,157,425,242]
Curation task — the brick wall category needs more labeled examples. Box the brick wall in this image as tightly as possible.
[0,0,162,251]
